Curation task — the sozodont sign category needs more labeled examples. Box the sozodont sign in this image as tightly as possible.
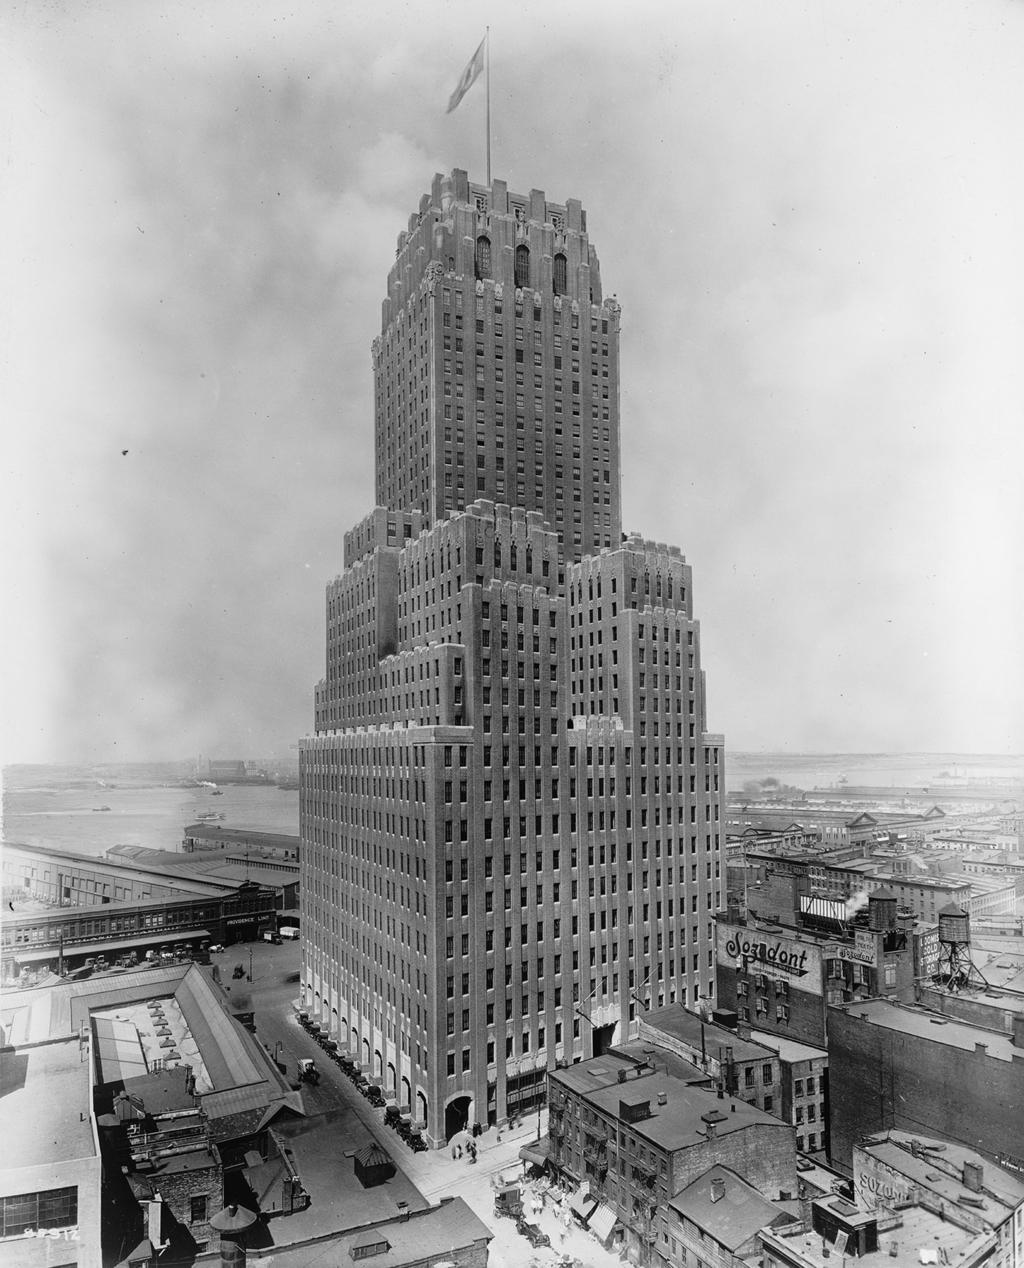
[717,922,823,993]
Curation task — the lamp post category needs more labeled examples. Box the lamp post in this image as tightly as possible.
[247,946,253,982]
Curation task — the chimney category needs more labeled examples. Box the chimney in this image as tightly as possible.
[963,1162,984,1193]
[147,1195,164,1250]
[736,1022,751,1041]
[710,1177,726,1203]
[657,1092,668,1106]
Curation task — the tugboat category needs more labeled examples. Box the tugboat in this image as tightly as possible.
[92,805,111,812]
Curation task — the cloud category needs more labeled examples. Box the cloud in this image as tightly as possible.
[3,0,1023,762]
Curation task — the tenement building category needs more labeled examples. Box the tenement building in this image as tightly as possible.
[300,169,725,1146]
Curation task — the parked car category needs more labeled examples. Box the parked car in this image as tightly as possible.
[208,943,224,954]
[517,1221,550,1249]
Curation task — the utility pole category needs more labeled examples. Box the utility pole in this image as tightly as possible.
[248,947,253,982]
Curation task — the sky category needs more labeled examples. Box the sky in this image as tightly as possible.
[3,0,1023,765]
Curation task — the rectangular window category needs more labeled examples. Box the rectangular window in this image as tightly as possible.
[1,1187,78,1237]
[191,1194,208,1224]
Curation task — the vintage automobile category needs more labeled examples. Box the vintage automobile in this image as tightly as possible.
[297,1058,320,1084]
[493,1185,523,1221]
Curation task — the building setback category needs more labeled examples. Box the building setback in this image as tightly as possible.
[300,170,725,1145]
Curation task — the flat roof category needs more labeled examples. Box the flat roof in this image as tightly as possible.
[642,1005,776,1063]
[182,825,299,847]
[254,1197,490,1268]
[750,1029,829,1064]
[761,1201,994,1266]
[858,1130,1024,1216]
[581,1069,785,1151]
[2,964,295,1111]
[0,1036,97,1168]
[836,999,1022,1062]
[612,1041,715,1086]
[551,1052,639,1096]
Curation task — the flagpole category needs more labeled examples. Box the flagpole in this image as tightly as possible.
[485,27,491,186]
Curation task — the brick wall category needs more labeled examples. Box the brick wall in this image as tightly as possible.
[828,1007,1024,1172]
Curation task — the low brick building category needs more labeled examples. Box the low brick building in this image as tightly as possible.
[547,1052,797,1266]
[639,1005,783,1116]
[828,999,1024,1174]
[853,1130,1024,1268]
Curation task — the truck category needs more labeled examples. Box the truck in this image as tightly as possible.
[263,930,282,944]
[279,926,300,940]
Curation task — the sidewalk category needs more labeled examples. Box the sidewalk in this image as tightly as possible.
[405,1118,624,1268]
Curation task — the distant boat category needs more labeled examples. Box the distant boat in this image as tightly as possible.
[210,790,224,796]
[276,779,299,791]
[196,811,225,821]
[92,805,111,812]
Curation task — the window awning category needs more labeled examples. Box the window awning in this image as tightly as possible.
[518,1140,551,1167]
[589,1203,617,1243]
[569,1186,598,1221]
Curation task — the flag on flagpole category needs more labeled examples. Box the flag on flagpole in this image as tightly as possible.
[447,37,485,114]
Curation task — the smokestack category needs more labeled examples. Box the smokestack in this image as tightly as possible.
[963,1162,984,1193]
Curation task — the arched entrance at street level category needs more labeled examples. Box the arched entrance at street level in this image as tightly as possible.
[416,1091,429,1130]
[445,1094,472,1142]
[387,1061,397,1095]
[362,1038,371,1069]
[374,1049,384,1080]
[401,1076,411,1109]
[331,1006,338,1034]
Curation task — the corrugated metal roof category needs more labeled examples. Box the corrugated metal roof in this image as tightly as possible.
[174,970,263,1088]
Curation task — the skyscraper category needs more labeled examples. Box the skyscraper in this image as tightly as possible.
[300,169,724,1147]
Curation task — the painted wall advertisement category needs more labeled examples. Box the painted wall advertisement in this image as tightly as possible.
[717,922,823,995]
[835,927,879,967]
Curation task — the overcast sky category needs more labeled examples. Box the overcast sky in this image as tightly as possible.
[3,0,1022,765]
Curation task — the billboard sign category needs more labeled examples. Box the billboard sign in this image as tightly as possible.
[717,922,823,994]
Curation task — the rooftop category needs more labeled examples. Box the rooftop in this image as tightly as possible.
[249,1196,491,1268]
[264,1108,429,1244]
[642,1004,776,1063]
[0,1035,97,1168]
[750,1030,829,1065]
[857,1130,1024,1219]
[550,1052,639,1096]
[669,1164,795,1251]
[612,1040,716,1085]
[581,1068,786,1151]
[761,1199,995,1267]
[836,999,1023,1062]
[181,824,300,849]
[2,964,298,1120]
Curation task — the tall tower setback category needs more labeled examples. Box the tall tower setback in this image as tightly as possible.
[373,168,621,561]
[301,170,725,1148]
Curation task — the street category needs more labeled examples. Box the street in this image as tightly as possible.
[209,940,626,1267]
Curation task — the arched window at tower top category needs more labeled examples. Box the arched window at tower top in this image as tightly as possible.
[553,253,568,297]
[475,236,491,280]
[515,244,530,289]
